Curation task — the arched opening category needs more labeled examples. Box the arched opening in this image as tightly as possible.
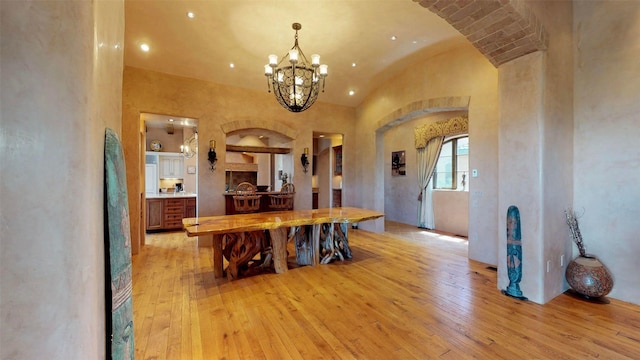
[374,97,471,242]
[224,128,295,193]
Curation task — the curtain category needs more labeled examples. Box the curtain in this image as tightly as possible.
[417,136,444,229]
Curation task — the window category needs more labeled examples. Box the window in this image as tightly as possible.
[433,136,468,190]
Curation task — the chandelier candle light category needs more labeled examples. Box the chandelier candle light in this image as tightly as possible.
[265,23,328,112]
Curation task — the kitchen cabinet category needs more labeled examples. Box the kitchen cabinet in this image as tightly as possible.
[146,199,163,230]
[333,189,342,208]
[159,155,184,179]
[185,198,196,218]
[145,196,197,231]
[163,198,185,229]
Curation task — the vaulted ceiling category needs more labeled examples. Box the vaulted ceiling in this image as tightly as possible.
[124,0,546,109]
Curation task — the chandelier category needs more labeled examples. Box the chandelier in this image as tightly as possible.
[264,23,328,112]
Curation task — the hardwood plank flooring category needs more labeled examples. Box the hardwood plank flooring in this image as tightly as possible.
[132,221,640,359]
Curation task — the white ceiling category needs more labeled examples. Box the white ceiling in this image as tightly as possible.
[124,0,464,110]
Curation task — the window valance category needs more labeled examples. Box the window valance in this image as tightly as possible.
[414,115,468,149]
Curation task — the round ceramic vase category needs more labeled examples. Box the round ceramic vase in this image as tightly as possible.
[566,255,614,298]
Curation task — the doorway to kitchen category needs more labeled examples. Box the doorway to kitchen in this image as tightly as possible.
[141,113,198,235]
[313,132,343,209]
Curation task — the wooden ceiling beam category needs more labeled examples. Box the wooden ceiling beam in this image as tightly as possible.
[226,144,291,154]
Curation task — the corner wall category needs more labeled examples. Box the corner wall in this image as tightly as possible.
[498,52,546,303]
[573,0,640,305]
[497,0,574,304]
[1,1,124,358]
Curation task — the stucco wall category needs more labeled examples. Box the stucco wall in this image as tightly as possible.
[1,1,124,358]
[531,0,575,303]
[356,39,499,264]
[433,191,469,237]
[145,126,184,152]
[497,0,575,304]
[573,0,640,305]
[122,67,356,252]
[498,52,547,303]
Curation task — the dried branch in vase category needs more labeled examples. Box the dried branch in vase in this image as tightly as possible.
[565,208,586,257]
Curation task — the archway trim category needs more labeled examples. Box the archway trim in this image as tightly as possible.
[220,119,298,140]
[375,96,470,132]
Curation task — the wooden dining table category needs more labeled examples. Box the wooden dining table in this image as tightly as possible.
[183,207,384,279]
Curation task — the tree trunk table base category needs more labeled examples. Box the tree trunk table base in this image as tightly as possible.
[294,225,319,266]
[213,223,352,279]
[319,223,352,264]
[221,230,272,280]
[294,223,352,265]
[184,208,384,280]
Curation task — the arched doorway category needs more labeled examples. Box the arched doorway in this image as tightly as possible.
[374,96,470,241]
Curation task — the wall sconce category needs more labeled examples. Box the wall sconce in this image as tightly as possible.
[301,147,310,173]
[207,140,217,171]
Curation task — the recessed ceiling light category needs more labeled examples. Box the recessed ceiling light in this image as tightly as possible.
[186,11,195,19]
[140,43,150,52]
[229,63,235,68]
[319,134,325,138]
[390,35,397,41]
[168,119,174,122]
[352,63,357,67]
[348,90,355,96]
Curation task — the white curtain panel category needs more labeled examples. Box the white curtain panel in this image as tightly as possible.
[416,136,444,228]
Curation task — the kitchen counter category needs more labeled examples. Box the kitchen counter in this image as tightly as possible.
[146,192,197,199]
[146,194,197,231]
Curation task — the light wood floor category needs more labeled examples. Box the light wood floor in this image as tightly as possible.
[132,221,640,359]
